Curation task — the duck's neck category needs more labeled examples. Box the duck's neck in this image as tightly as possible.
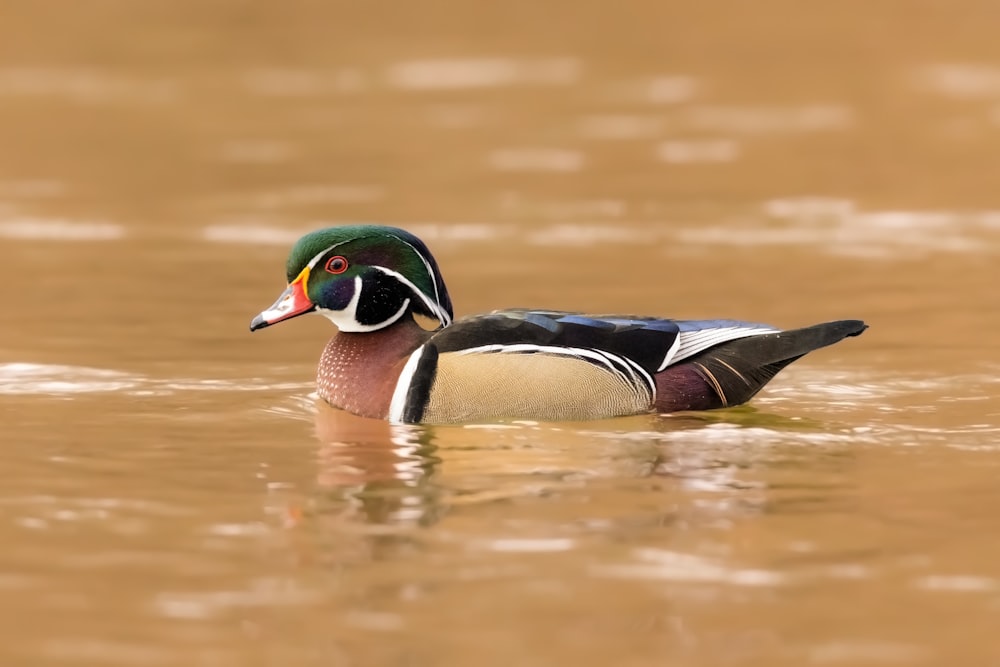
[316,316,432,420]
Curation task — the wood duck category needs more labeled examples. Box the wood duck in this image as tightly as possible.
[250,225,867,424]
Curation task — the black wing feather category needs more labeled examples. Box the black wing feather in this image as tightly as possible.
[429,309,681,374]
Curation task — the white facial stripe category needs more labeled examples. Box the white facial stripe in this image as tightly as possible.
[388,345,426,424]
[394,237,447,323]
[372,266,451,327]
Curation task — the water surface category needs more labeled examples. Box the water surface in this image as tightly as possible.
[2,1,999,665]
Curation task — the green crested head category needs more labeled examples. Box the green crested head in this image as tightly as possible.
[250,225,453,333]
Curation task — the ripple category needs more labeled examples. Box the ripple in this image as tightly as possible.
[484,538,576,553]
[0,363,139,394]
[593,548,783,586]
[202,223,302,245]
[205,522,271,537]
[914,575,998,592]
[0,219,125,241]
[405,223,502,242]
[222,184,385,209]
[602,75,702,106]
[0,67,177,104]
[0,495,188,514]
[0,180,66,198]
[210,211,984,256]
[259,395,319,422]
[577,114,665,140]
[215,140,298,164]
[675,199,1000,257]
[197,208,999,256]
[0,573,37,591]
[423,104,493,129]
[345,611,405,632]
[153,580,324,620]
[154,379,311,394]
[6,495,191,537]
[499,195,627,220]
[201,222,500,245]
[645,75,701,104]
[487,148,585,172]
[386,57,581,90]
[616,423,862,448]
[41,639,172,665]
[526,223,649,245]
[0,363,311,397]
[915,63,1000,99]
[657,139,740,163]
[765,369,1000,407]
[762,369,993,402]
[810,641,926,664]
[684,104,854,134]
[241,67,367,97]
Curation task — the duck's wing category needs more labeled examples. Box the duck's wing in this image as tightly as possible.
[429,309,780,373]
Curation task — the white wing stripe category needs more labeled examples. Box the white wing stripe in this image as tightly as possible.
[656,333,682,372]
[671,327,777,364]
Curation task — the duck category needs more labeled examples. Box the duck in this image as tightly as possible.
[250,225,867,424]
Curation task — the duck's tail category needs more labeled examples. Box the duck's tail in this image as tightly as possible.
[654,319,868,412]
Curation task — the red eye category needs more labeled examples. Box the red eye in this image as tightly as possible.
[325,256,349,274]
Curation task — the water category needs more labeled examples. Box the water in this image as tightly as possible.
[2,1,999,664]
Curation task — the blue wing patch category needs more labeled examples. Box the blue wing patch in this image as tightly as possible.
[676,318,772,332]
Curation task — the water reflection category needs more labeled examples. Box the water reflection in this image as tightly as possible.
[307,401,854,535]
[312,404,442,527]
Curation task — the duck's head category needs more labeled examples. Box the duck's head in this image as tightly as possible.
[250,225,453,333]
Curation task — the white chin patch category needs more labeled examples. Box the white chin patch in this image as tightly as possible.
[315,307,387,332]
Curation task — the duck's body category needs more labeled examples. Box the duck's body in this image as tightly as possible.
[250,225,867,424]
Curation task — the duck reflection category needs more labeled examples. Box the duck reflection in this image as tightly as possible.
[312,400,443,528]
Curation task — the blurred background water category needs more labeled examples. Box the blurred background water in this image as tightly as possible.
[1,1,999,665]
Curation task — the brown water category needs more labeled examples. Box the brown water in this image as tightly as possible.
[2,1,1000,664]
